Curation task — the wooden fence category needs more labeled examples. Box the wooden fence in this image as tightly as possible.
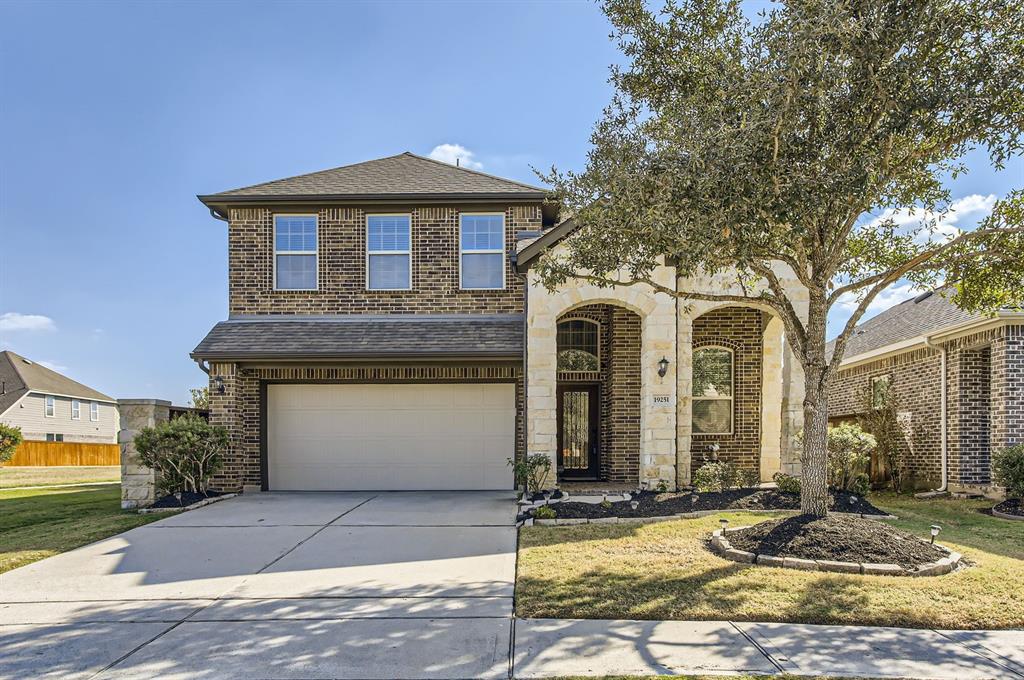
[2,441,120,467]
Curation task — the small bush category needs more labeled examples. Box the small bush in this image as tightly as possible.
[134,414,228,495]
[600,499,613,509]
[773,472,801,494]
[534,505,556,520]
[0,423,23,464]
[737,468,761,489]
[508,453,552,495]
[993,444,1024,499]
[826,423,876,493]
[693,461,737,492]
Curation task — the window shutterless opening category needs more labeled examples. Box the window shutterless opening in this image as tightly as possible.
[366,214,412,290]
[459,213,505,290]
[273,215,318,290]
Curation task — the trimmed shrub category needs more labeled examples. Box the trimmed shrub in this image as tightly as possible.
[134,414,228,495]
[993,444,1024,499]
[693,461,737,492]
[737,468,761,489]
[508,453,552,495]
[773,472,801,494]
[826,423,876,494]
[534,505,556,520]
[0,423,23,464]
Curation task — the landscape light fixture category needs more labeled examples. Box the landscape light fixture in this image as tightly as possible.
[930,525,941,544]
[719,517,729,532]
[657,356,670,378]
[630,499,639,510]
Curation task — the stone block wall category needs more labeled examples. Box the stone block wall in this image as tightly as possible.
[207,362,523,492]
[118,399,171,509]
[690,307,764,476]
[227,204,540,316]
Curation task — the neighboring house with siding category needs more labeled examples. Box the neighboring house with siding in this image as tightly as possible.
[192,152,810,494]
[826,291,1024,495]
[0,350,119,444]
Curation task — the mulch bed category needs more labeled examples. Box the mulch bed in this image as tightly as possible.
[545,488,886,519]
[726,514,948,569]
[151,490,222,509]
[993,498,1024,518]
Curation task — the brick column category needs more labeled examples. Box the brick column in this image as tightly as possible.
[990,326,1024,456]
[676,313,693,488]
[118,399,171,509]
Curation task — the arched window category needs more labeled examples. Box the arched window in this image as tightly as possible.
[557,319,600,372]
[692,346,733,434]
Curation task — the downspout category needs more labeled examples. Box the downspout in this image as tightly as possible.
[924,336,948,492]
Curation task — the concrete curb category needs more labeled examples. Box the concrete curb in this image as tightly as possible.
[138,493,237,514]
[708,527,963,577]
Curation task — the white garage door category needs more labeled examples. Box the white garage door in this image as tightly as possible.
[267,383,516,490]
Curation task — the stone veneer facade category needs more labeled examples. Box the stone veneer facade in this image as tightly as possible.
[827,323,1024,492]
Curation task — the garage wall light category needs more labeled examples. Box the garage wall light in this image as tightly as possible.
[212,375,226,395]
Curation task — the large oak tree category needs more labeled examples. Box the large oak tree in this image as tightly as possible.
[536,0,1024,515]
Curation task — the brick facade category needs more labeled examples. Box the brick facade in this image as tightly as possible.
[207,362,524,492]
[691,307,764,477]
[827,323,1024,491]
[227,205,540,316]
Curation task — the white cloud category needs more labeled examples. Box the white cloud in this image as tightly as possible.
[862,193,997,245]
[428,143,484,170]
[0,312,56,332]
[37,360,68,373]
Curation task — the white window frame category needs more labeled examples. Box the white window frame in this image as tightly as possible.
[692,345,735,436]
[366,213,412,291]
[90,401,99,422]
[273,214,319,291]
[44,395,55,418]
[459,212,506,290]
[72,399,81,420]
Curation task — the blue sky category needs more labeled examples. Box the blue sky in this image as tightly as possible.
[1,1,1020,405]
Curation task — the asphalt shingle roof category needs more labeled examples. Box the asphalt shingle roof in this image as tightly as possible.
[200,152,545,201]
[0,351,114,415]
[191,315,525,361]
[829,291,982,360]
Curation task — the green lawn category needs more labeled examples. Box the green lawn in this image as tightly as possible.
[517,494,1024,629]
[0,484,160,574]
[0,465,121,489]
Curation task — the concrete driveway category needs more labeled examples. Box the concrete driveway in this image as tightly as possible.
[0,491,518,680]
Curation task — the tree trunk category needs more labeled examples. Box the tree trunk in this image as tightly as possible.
[801,368,830,516]
[800,289,830,517]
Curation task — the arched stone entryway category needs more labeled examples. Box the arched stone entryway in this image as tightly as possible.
[555,304,642,484]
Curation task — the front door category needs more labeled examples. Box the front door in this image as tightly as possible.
[557,384,599,479]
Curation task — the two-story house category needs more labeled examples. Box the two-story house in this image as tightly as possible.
[193,152,809,493]
[0,350,119,444]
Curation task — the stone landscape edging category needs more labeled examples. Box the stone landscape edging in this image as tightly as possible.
[991,507,1024,521]
[707,526,962,577]
[529,507,897,527]
[138,493,237,514]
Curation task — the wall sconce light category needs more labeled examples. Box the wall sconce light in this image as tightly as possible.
[657,356,670,378]
[212,375,226,395]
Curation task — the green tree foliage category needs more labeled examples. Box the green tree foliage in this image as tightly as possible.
[536,0,1024,515]
[993,444,1024,499]
[189,387,210,410]
[858,380,907,491]
[825,423,875,495]
[134,414,227,494]
[0,423,23,464]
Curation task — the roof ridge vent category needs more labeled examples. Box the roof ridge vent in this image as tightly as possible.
[913,291,934,303]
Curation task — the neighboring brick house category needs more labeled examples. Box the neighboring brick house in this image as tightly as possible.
[827,291,1024,494]
[192,152,808,493]
[0,350,119,444]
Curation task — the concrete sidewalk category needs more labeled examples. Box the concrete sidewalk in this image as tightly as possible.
[513,619,1024,679]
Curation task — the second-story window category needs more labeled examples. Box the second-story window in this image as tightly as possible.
[72,399,81,420]
[274,215,318,290]
[90,401,100,422]
[45,395,55,417]
[367,214,411,290]
[460,214,505,289]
